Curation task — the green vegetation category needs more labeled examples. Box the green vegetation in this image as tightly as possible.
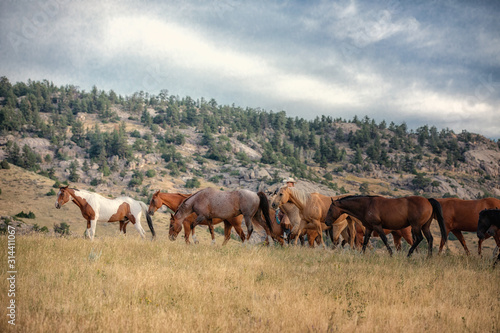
[0,76,498,197]
[15,211,36,219]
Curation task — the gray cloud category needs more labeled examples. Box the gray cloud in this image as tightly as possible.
[1,0,499,138]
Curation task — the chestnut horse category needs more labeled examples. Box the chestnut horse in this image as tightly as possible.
[437,198,500,255]
[477,209,500,266]
[325,204,413,251]
[55,186,155,240]
[148,191,246,245]
[330,195,447,257]
[171,188,274,244]
[270,186,354,249]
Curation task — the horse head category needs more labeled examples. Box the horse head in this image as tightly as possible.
[270,186,290,210]
[148,190,162,215]
[477,209,499,239]
[55,186,70,209]
[168,213,182,241]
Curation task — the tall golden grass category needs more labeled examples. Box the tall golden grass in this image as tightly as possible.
[1,234,499,333]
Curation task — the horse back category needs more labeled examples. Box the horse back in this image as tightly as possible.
[437,197,500,231]
[371,196,432,229]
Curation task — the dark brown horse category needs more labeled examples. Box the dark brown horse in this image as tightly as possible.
[171,188,274,244]
[477,209,500,266]
[325,203,413,251]
[329,195,447,257]
[148,191,246,245]
[437,198,500,255]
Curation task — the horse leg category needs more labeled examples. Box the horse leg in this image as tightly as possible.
[362,227,372,254]
[422,224,434,257]
[191,228,199,244]
[478,238,484,256]
[314,220,327,250]
[294,219,307,246]
[184,222,192,245]
[243,215,254,241]
[347,218,356,249]
[372,225,393,256]
[208,220,216,245]
[407,228,424,257]
[392,232,402,251]
[89,219,97,241]
[222,221,232,246]
[130,214,146,239]
[232,222,246,244]
[451,230,470,255]
[438,229,450,254]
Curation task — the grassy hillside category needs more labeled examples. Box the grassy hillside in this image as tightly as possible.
[0,235,498,333]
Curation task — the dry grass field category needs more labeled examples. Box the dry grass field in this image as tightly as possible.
[1,233,499,333]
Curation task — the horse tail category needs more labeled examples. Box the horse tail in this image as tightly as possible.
[140,201,156,239]
[428,198,446,246]
[257,191,273,232]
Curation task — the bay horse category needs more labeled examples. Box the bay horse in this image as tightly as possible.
[477,209,500,266]
[437,198,500,255]
[55,186,155,240]
[171,187,274,244]
[329,195,447,257]
[325,204,414,251]
[270,186,354,249]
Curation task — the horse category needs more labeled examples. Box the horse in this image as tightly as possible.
[171,187,274,244]
[149,190,285,245]
[437,198,500,255]
[477,209,500,266]
[270,186,354,249]
[148,191,229,244]
[329,195,447,257]
[55,186,155,240]
[325,204,414,251]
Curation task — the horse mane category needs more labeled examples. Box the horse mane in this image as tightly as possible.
[337,195,381,201]
[175,188,206,214]
[286,187,311,205]
[479,208,500,217]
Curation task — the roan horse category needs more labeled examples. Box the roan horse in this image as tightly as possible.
[477,209,500,266]
[437,198,500,255]
[171,187,274,243]
[329,195,447,257]
[55,186,155,240]
[270,186,355,249]
[147,191,247,245]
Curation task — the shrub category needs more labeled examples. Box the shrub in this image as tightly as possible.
[15,211,36,219]
[146,169,156,178]
[54,222,70,235]
[46,189,56,196]
[185,177,201,189]
[0,160,10,169]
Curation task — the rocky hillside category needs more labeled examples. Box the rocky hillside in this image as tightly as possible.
[1,77,500,253]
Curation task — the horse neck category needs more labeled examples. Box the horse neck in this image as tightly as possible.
[160,193,189,211]
[286,189,306,211]
[67,189,90,211]
[336,198,368,220]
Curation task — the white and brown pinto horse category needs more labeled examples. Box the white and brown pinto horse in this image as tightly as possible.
[55,186,155,240]
[171,187,274,243]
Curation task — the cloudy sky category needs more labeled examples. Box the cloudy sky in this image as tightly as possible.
[1,0,499,139]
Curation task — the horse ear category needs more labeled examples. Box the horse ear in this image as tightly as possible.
[60,185,69,189]
[155,190,160,195]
